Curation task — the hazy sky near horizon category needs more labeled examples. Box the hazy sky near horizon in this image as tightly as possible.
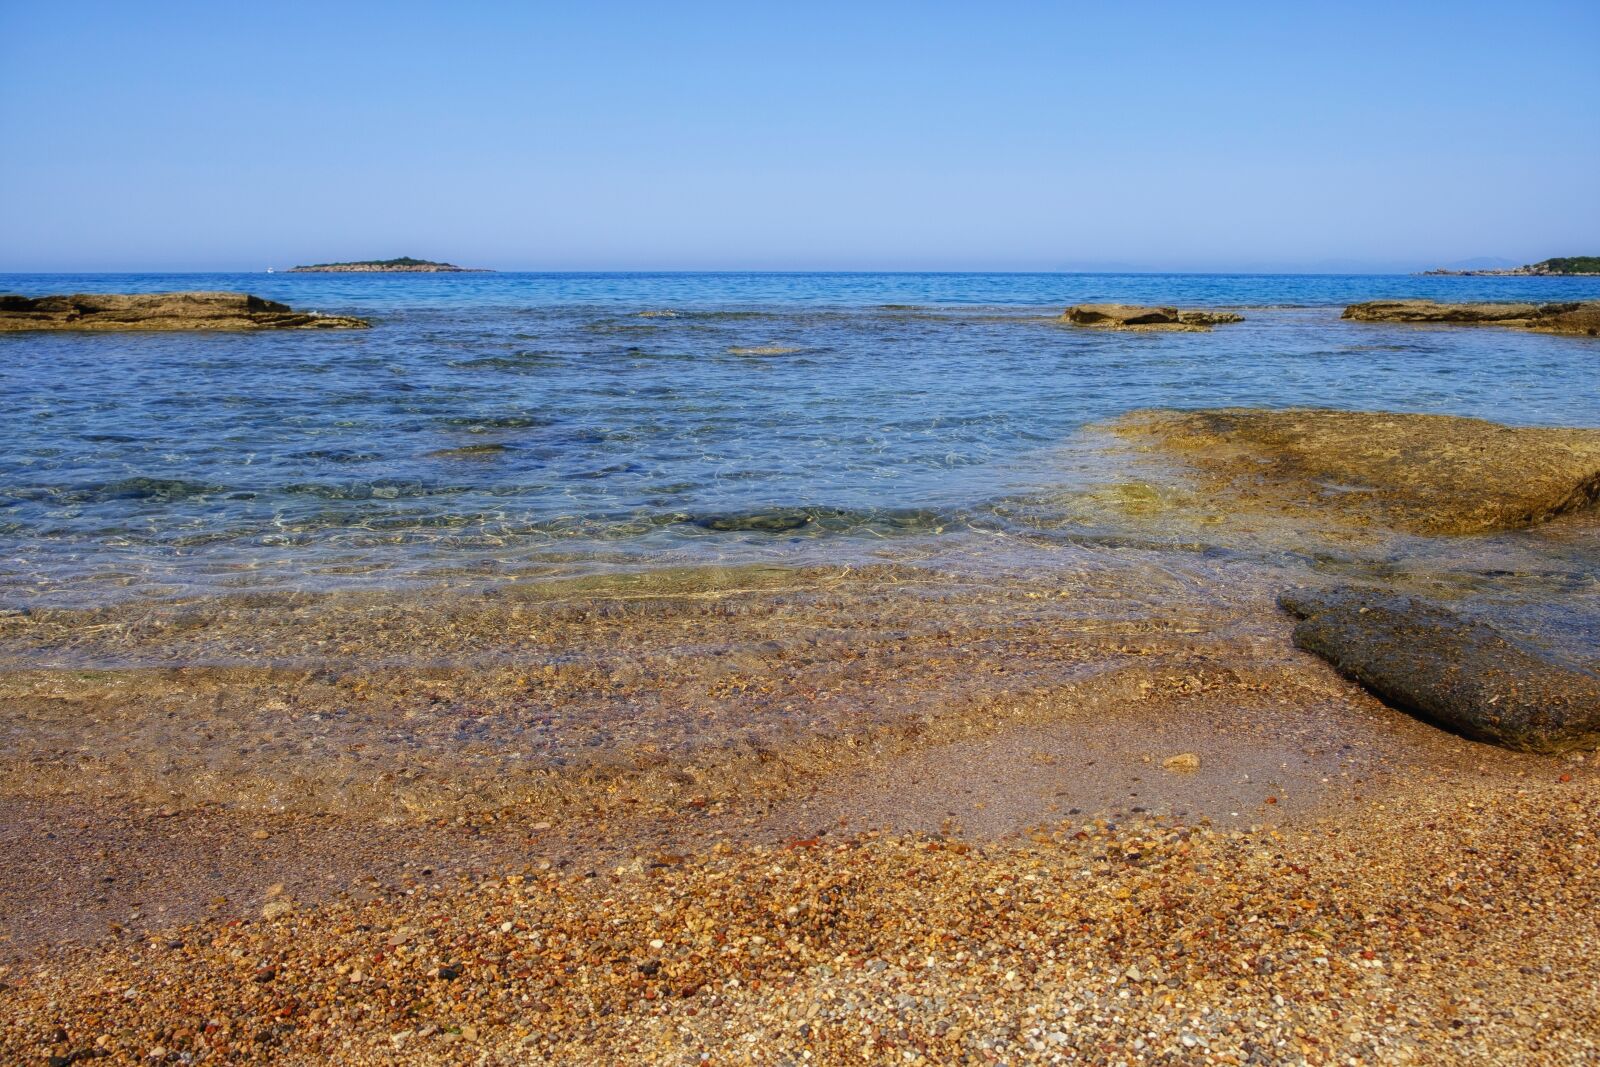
[3,1,1597,273]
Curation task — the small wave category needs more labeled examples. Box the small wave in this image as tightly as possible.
[684,506,949,534]
[293,448,384,464]
[446,352,564,371]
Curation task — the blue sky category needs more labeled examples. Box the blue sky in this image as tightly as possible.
[2,1,1596,272]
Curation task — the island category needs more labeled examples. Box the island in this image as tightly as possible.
[1420,255,1600,276]
[285,256,491,273]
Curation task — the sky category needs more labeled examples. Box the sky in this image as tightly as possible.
[2,1,1597,273]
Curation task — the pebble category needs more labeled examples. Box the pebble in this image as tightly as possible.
[260,898,293,920]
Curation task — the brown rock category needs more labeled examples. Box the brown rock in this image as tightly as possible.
[1061,304,1243,331]
[1342,299,1600,336]
[1539,303,1600,336]
[1112,408,1600,535]
[0,291,370,331]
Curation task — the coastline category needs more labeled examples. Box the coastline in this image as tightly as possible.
[1,279,1598,1063]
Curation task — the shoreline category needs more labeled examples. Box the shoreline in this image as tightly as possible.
[1,401,1597,1062]
[4,530,1598,1061]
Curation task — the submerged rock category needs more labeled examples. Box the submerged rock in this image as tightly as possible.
[1113,408,1600,535]
[0,292,369,331]
[426,443,511,460]
[1343,299,1600,337]
[1061,304,1244,331]
[694,509,816,533]
[1281,588,1600,753]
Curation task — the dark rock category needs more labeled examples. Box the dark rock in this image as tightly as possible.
[1112,408,1600,534]
[0,291,369,331]
[1280,587,1600,753]
[1061,304,1244,330]
[694,510,815,533]
[1342,299,1600,337]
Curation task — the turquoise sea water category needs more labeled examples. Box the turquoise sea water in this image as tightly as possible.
[3,272,1598,604]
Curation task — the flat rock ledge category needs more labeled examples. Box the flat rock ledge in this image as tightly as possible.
[1343,299,1600,337]
[1281,588,1600,753]
[1061,304,1244,331]
[1112,408,1600,535]
[0,292,370,331]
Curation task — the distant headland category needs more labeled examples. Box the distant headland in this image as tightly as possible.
[1420,256,1600,277]
[285,257,491,273]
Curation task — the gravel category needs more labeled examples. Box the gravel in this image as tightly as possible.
[2,773,1595,1065]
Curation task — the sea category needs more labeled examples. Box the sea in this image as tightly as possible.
[2,272,1598,607]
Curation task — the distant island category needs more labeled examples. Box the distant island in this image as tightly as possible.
[286,257,491,273]
[1420,256,1600,277]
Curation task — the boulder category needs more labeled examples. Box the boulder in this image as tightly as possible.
[1280,588,1600,753]
[0,292,369,331]
[1111,408,1600,535]
[1342,299,1600,336]
[1061,304,1244,330]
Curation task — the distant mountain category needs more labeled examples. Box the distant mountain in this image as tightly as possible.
[1428,256,1521,272]
[286,257,491,273]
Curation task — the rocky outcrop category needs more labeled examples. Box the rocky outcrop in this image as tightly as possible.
[1112,408,1600,535]
[1062,304,1244,331]
[0,292,369,331]
[1280,588,1600,753]
[1343,300,1600,336]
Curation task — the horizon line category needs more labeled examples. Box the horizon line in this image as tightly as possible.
[0,267,1548,277]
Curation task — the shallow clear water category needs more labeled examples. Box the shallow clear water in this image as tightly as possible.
[2,272,1598,603]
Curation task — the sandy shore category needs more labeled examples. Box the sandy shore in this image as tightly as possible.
[2,553,1598,1063]
[3,424,1598,1063]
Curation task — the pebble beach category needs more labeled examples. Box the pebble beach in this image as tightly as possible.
[4,771,1597,1064]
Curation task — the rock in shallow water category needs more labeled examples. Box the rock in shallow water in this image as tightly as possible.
[1280,588,1600,753]
[0,291,369,331]
[1061,304,1244,330]
[1343,299,1600,336]
[1113,408,1600,535]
